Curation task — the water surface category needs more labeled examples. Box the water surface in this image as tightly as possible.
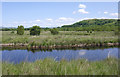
[2,47,118,64]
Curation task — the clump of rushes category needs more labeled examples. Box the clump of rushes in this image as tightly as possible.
[30,41,36,47]
[2,31,118,47]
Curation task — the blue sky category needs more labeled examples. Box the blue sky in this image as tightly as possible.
[2,2,118,28]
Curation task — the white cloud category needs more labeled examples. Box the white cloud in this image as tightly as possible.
[78,9,89,14]
[36,19,41,22]
[79,4,86,9]
[73,4,88,14]
[59,17,67,20]
[46,18,53,21]
[4,16,118,28]
[53,17,77,27]
[110,13,118,16]
[104,11,108,14]
[72,11,76,14]
[29,19,41,23]
[5,17,75,28]
[58,17,74,21]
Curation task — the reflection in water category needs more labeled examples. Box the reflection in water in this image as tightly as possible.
[2,47,118,64]
[79,50,86,56]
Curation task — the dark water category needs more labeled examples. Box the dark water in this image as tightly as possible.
[2,47,118,64]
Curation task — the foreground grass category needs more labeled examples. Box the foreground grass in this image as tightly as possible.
[1,31,118,46]
[2,58,118,75]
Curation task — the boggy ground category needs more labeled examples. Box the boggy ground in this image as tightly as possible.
[1,31,119,49]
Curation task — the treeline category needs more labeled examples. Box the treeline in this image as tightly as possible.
[0,27,49,31]
[1,28,30,31]
[58,25,118,31]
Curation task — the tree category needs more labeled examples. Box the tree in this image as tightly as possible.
[50,28,59,35]
[30,26,41,35]
[17,25,24,35]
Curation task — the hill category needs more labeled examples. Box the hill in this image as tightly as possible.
[62,19,118,28]
[60,19,118,31]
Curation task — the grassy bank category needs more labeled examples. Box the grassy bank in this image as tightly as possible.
[2,58,118,75]
[2,31,118,47]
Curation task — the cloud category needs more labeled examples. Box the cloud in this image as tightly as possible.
[79,4,86,9]
[59,17,67,20]
[110,13,118,16]
[4,16,117,28]
[78,9,89,14]
[58,17,74,21]
[72,11,76,14]
[4,17,75,28]
[36,19,41,22]
[104,11,108,14]
[29,19,41,23]
[53,17,77,27]
[46,18,53,21]
[73,4,89,14]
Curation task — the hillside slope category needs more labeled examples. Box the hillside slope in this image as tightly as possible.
[62,19,118,28]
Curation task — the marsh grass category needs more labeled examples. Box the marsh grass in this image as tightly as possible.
[2,58,118,75]
[1,31,118,46]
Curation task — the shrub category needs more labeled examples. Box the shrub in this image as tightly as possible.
[11,30,14,34]
[50,28,59,35]
[30,26,41,35]
[17,25,24,35]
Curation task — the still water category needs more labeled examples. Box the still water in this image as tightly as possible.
[2,47,118,64]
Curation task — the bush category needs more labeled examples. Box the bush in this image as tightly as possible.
[30,26,41,35]
[17,25,24,35]
[50,28,59,35]
[11,30,14,34]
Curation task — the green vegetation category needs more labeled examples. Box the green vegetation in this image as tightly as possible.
[30,26,41,35]
[1,19,119,47]
[17,25,24,35]
[11,30,14,34]
[2,58,118,75]
[62,19,117,27]
[2,31,118,47]
[1,19,119,32]
[50,28,59,35]
[60,19,118,31]
[1,19,119,75]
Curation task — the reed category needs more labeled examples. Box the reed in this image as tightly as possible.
[2,58,118,75]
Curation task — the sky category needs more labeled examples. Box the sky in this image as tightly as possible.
[2,2,118,28]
